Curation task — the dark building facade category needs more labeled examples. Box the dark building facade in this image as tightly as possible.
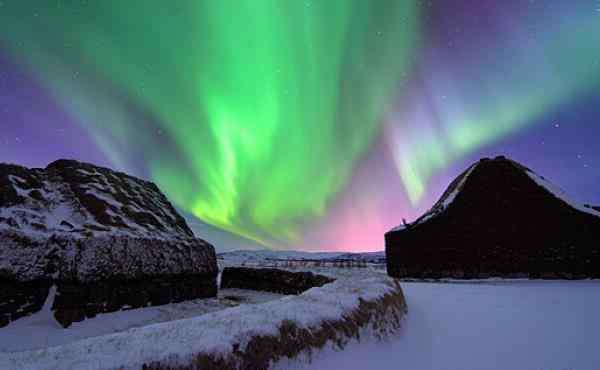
[385,156,600,279]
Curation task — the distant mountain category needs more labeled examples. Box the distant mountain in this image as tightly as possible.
[386,156,600,279]
[218,249,344,264]
[0,159,217,327]
[218,249,386,266]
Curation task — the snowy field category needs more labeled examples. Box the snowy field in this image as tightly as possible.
[2,252,599,370]
[289,280,600,370]
[0,270,400,370]
[0,288,283,352]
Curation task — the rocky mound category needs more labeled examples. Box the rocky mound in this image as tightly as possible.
[0,160,217,327]
[386,156,600,279]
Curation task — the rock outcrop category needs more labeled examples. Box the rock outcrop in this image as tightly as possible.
[0,159,218,327]
[385,156,600,279]
[221,267,334,295]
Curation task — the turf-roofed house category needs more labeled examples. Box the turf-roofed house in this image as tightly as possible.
[0,159,218,328]
[386,156,600,280]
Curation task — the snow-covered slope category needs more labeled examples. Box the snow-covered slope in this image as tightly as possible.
[0,159,216,282]
[0,159,193,239]
[391,163,478,232]
[525,168,600,218]
[391,156,600,232]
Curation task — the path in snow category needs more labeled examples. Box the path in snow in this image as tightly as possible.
[292,281,600,370]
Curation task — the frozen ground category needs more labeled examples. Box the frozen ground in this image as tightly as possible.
[290,280,600,370]
[3,254,599,370]
[0,288,283,353]
[0,271,397,370]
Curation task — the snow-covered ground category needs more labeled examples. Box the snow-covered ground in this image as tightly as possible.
[0,288,283,353]
[0,270,399,370]
[290,280,600,370]
[2,250,599,370]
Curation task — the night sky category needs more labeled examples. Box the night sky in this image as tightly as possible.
[1,1,599,251]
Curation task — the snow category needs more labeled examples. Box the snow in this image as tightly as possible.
[291,280,600,370]
[390,224,405,232]
[2,249,599,370]
[391,163,478,232]
[439,163,477,209]
[0,289,283,353]
[0,271,396,370]
[389,158,600,233]
[0,162,218,282]
[526,169,600,218]
[0,161,190,241]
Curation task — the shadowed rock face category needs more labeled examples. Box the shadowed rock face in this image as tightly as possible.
[0,160,218,327]
[385,156,600,280]
[221,267,334,295]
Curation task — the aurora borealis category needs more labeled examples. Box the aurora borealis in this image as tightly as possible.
[1,1,599,251]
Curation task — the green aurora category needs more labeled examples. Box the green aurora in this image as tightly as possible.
[391,5,600,204]
[0,0,420,244]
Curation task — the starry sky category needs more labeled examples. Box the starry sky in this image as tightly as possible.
[1,0,599,252]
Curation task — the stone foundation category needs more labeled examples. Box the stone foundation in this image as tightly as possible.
[0,275,217,328]
[221,267,334,295]
[52,275,218,328]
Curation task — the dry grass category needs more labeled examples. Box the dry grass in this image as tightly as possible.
[140,281,407,370]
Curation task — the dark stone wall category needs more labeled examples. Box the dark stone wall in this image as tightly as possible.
[0,275,217,328]
[52,274,218,328]
[386,157,600,280]
[221,267,334,295]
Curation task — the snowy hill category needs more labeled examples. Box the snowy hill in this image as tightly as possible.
[392,156,600,232]
[0,160,217,327]
[0,159,217,282]
[0,159,194,239]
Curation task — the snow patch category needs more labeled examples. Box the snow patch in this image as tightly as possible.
[391,163,478,232]
[526,169,600,218]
